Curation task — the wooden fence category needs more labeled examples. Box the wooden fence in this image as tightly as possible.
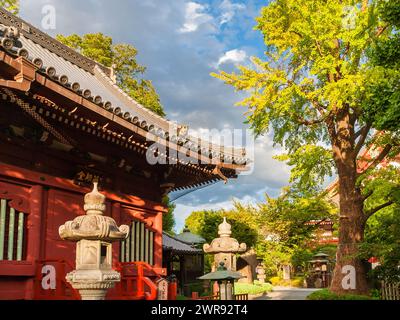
[191,293,248,300]
[233,293,248,300]
[381,281,400,300]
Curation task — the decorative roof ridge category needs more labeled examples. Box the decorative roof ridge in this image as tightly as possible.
[0,7,111,76]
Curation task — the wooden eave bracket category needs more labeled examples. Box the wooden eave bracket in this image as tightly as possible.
[212,165,228,184]
[0,55,35,92]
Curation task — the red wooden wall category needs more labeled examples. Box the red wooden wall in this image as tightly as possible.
[0,162,166,300]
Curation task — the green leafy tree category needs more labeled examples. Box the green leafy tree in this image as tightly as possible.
[362,0,400,130]
[162,196,176,234]
[256,241,295,277]
[0,0,19,14]
[360,164,400,282]
[213,0,400,294]
[256,190,337,276]
[57,33,165,116]
[185,202,259,247]
[257,190,337,246]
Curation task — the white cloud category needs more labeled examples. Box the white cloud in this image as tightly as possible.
[219,0,246,25]
[179,2,213,33]
[217,48,247,67]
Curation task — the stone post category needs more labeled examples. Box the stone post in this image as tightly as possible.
[59,182,129,300]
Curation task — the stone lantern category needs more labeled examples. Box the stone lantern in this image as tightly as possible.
[306,252,331,288]
[256,263,266,283]
[203,217,247,271]
[198,262,243,300]
[59,182,129,300]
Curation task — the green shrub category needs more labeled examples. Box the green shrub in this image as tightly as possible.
[234,282,273,295]
[268,276,304,287]
[176,295,189,300]
[306,289,374,300]
[269,276,281,286]
[290,277,305,288]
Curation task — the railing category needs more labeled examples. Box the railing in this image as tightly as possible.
[192,293,249,300]
[113,261,159,300]
[34,260,160,300]
[192,292,220,300]
[233,293,248,300]
[0,199,27,261]
[381,281,400,300]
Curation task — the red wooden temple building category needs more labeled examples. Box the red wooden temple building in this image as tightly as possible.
[0,8,248,300]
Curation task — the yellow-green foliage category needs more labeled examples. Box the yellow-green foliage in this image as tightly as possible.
[0,0,19,14]
[56,33,165,116]
[211,0,398,191]
[185,202,259,247]
[234,282,273,295]
[269,276,304,288]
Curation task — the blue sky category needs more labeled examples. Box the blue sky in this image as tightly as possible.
[20,0,290,232]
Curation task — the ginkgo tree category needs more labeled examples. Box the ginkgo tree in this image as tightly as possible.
[0,0,19,14]
[213,0,400,295]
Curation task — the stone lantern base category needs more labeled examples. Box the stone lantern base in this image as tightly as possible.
[66,269,121,300]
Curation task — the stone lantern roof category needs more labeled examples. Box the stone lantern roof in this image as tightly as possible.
[59,182,129,242]
[203,217,247,254]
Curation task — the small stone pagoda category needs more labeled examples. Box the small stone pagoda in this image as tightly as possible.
[59,182,129,300]
[203,217,247,271]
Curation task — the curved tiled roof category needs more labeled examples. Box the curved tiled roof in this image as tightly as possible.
[174,227,206,245]
[0,7,249,166]
[162,232,203,254]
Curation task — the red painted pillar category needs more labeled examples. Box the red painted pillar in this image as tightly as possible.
[168,277,178,300]
[191,292,199,300]
[25,185,44,300]
[153,211,163,274]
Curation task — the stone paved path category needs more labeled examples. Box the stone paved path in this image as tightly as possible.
[251,286,319,300]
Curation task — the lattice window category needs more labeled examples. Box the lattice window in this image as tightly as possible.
[120,220,155,265]
[0,199,28,261]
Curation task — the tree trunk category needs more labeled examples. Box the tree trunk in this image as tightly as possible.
[330,162,370,295]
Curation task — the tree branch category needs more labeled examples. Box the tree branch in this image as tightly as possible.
[362,144,393,174]
[315,40,323,57]
[290,30,303,38]
[376,25,388,38]
[295,114,329,126]
[354,123,372,157]
[362,190,374,202]
[365,200,394,220]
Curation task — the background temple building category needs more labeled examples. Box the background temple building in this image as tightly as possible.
[162,229,205,296]
[0,8,247,300]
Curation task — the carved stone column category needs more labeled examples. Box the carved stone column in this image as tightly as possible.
[59,182,129,300]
